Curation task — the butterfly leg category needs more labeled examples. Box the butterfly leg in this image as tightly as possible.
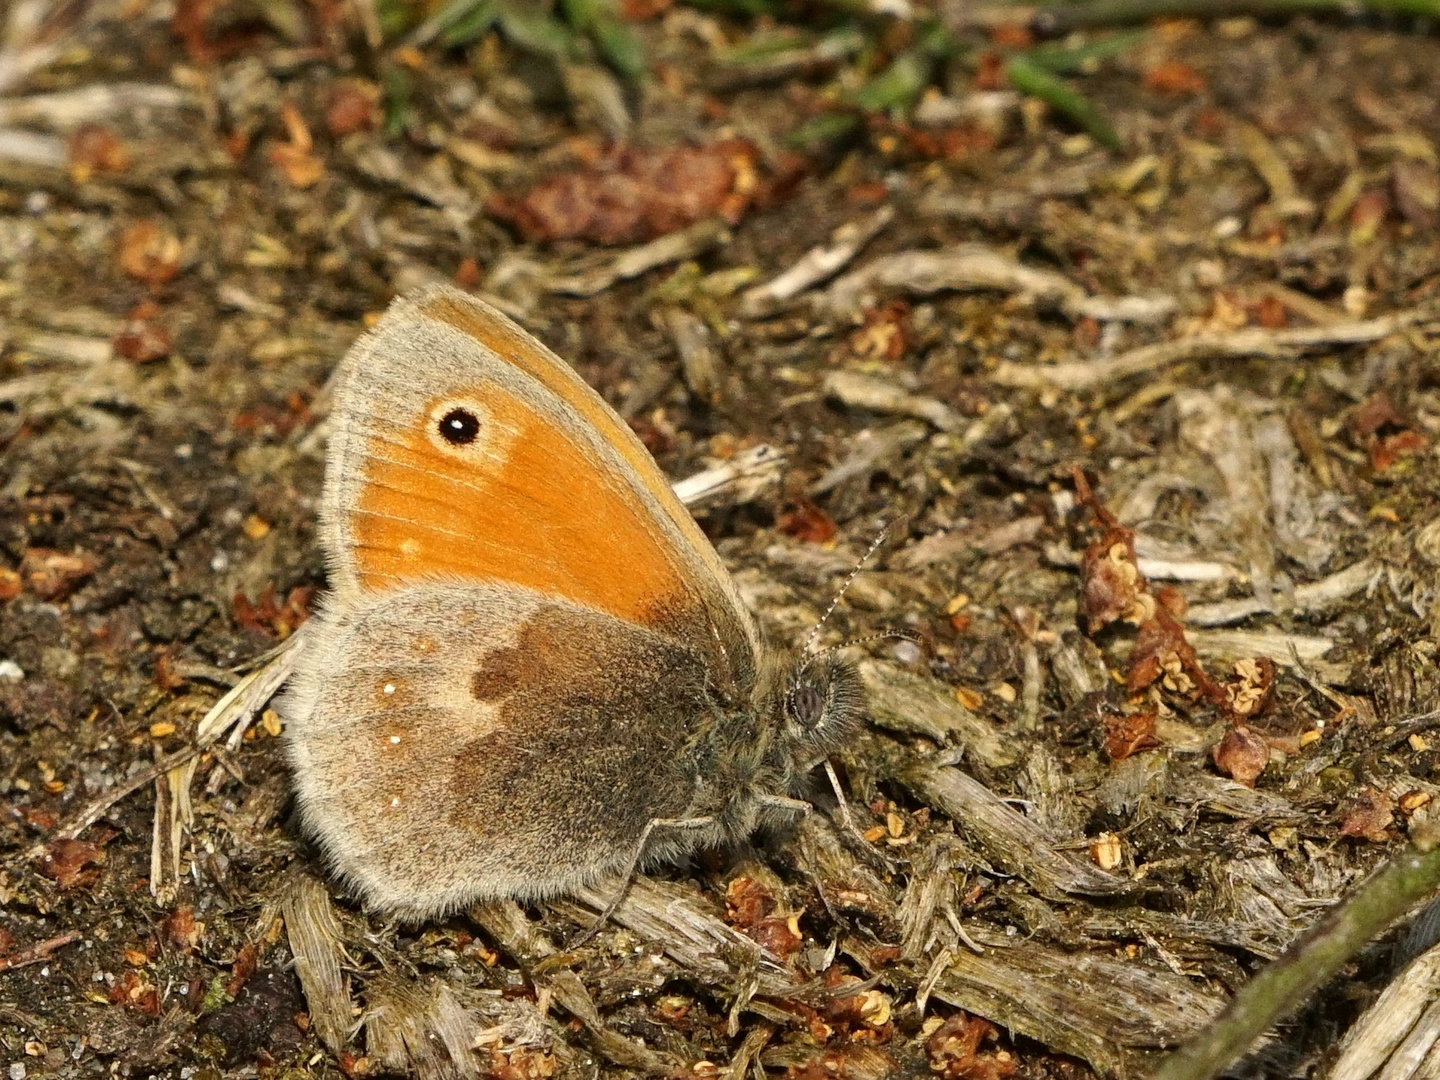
[824,759,855,832]
[823,757,898,871]
[755,793,811,820]
[574,815,717,945]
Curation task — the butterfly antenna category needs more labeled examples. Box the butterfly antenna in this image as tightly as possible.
[802,525,891,658]
[825,627,923,654]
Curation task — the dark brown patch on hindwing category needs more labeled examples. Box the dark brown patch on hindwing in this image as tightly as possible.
[451,605,714,863]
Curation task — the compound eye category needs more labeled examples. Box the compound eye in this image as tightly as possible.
[787,683,825,728]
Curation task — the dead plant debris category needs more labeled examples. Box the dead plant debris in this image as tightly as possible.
[4,3,1440,1080]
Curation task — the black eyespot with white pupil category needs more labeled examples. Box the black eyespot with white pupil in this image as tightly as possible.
[438,407,480,446]
[788,684,826,729]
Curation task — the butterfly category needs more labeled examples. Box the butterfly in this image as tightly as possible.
[283,284,866,921]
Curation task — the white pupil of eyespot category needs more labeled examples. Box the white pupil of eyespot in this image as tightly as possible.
[383,683,395,694]
[390,735,401,744]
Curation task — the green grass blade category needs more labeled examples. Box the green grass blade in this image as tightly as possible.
[498,6,580,61]
[591,15,647,79]
[851,50,932,112]
[1021,28,1146,73]
[439,0,500,46]
[1004,54,1122,149]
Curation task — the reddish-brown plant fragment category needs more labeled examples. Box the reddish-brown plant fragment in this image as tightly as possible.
[1372,431,1428,471]
[749,916,802,959]
[113,318,173,363]
[224,941,260,998]
[1104,707,1160,762]
[777,500,838,544]
[823,987,894,1040]
[891,121,998,161]
[336,1050,373,1078]
[171,0,269,63]
[20,548,99,601]
[21,808,58,830]
[109,969,162,1015]
[725,873,802,959]
[118,220,183,284]
[620,0,672,18]
[153,651,186,691]
[789,1045,896,1080]
[1212,725,1270,787]
[1073,474,1151,633]
[490,140,760,245]
[1339,786,1395,842]
[1224,657,1276,719]
[1349,189,1390,242]
[1252,292,1287,329]
[846,301,910,363]
[1080,533,1151,632]
[68,124,129,181]
[1128,605,1229,710]
[1353,391,1409,438]
[164,906,204,952]
[926,1012,1017,1080]
[725,873,775,926]
[1074,474,1237,718]
[268,102,324,189]
[232,584,314,639]
[1073,316,1102,350]
[324,80,380,136]
[973,52,1006,91]
[454,256,483,288]
[989,25,1034,48]
[1126,607,1195,696]
[36,837,108,889]
[1143,61,1207,95]
[232,391,313,439]
[1351,392,1427,470]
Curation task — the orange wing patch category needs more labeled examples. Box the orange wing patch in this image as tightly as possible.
[351,386,694,629]
[422,292,719,564]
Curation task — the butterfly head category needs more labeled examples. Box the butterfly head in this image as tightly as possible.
[779,651,865,766]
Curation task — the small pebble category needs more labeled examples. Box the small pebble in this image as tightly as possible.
[891,640,922,665]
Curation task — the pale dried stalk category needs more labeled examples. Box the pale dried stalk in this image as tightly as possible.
[992,310,1435,392]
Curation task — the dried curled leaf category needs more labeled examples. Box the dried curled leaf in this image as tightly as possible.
[1212,725,1269,787]
[1073,480,1151,634]
[268,102,325,189]
[777,500,838,544]
[1224,657,1276,719]
[36,837,108,890]
[1103,706,1159,762]
[490,140,760,245]
[1339,786,1395,842]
